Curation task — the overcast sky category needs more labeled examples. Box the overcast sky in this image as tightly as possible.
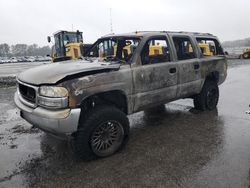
[0,0,249,46]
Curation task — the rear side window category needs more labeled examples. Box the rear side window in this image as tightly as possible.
[172,37,196,60]
[196,37,224,57]
[141,37,171,65]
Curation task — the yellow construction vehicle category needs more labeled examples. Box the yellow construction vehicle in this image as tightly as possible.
[199,43,215,56]
[112,42,163,59]
[149,44,163,55]
[47,30,92,62]
[241,48,250,59]
[188,42,215,56]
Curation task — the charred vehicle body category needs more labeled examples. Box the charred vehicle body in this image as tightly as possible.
[15,31,227,160]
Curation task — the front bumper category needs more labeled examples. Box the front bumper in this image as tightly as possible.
[14,92,81,136]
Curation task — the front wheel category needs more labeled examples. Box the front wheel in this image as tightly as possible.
[74,106,129,160]
[193,80,219,111]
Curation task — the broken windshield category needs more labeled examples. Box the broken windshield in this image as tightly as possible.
[85,37,141,63]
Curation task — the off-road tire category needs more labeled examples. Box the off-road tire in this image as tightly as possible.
[243,53,249,59]
[74,106,129,160]
[193,80,219,111]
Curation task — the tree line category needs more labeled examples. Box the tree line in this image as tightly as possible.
[222,38,250,48]
[0,43,51,57]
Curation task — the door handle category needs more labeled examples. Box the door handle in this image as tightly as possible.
[194,64,200,70]
[169,67,176,74]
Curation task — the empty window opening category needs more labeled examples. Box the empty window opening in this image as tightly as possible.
[141,38,171,65]
[196,38,224,56]
[173,37,196,60]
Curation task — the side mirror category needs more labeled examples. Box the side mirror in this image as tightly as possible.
[47,36,51,43]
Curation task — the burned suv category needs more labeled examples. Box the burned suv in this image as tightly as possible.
[15,31,227,160]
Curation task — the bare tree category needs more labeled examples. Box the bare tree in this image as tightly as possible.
[0,43,51,57]
[0,43,10,57]
[11,44,28,56]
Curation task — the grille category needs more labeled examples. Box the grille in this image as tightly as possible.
[18,83,36,103]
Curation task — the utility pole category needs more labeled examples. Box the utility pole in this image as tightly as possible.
[110,8,113,33]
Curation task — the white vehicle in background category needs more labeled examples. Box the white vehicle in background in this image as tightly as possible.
[44,56,52,62]
[0,57,9,63]
[35,56,49,62]
[17,57,27,62]
[9,57,18,63]
[0,58,3,64]
[35,56,43,62]
[26,56,36,62]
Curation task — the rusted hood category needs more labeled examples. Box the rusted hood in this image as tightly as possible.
[17,60,120,85]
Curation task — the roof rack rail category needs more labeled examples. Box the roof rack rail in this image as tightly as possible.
[134,31,167,33]
[164,31,213,36]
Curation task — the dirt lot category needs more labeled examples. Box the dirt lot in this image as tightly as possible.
[0,59,250,188]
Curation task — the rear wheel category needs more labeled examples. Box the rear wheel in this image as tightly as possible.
[243,53,249,59]
[193,80,219,111]
[74,106,129,160]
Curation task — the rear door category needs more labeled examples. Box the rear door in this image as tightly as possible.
[171,35,202,98]
[132,36,178,112]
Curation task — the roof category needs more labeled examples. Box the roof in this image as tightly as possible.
[53,30,83,36]
[101,31,215,38]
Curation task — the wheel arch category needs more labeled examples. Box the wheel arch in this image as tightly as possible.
[205,71,220,83]
[79,90,129,115]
